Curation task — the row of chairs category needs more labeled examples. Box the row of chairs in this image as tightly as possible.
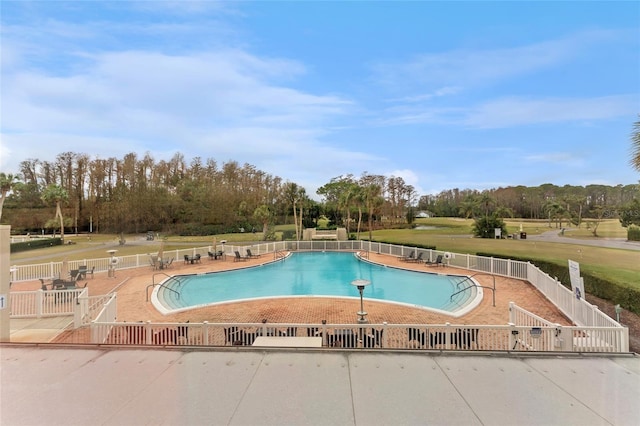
[407,327,479,349]
[400,251,445,267]
[223,326,384,348]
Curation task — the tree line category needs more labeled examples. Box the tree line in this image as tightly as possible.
[1,150,638,240]
[0,152,417,240]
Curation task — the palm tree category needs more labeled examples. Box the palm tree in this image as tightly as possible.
[41,184,69,241]
[0,172,19,221]
[283,182,306,240]
[632,117,640,172]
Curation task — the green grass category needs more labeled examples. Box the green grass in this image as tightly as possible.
[371,218,639,293]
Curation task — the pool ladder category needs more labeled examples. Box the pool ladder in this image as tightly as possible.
[274,249,286,260]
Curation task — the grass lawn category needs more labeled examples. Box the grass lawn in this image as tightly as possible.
[373,218,639,293]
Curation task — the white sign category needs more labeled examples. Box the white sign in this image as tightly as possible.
[568,259,584,300]
[0,294,6,310]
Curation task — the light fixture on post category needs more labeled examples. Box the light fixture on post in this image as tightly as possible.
[350,279,371,323]
[106,249,118,278]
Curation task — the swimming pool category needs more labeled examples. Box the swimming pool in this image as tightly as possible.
[153,252,482,316]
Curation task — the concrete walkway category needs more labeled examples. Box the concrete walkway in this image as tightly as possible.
[8,316,73,342]
[1,345,639,426]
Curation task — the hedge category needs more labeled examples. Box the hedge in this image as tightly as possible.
[361,239,436,251]
[10,238,62,253]
[628,226,640,242]
[476,252,640,316]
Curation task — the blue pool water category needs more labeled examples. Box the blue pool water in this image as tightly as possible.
[155,252,478,314]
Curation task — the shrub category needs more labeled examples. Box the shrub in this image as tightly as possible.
[10,238,62,253]
[628,225,640,241]
[281,230,296,240]
[472,215,508,238]
[476,252,640,316]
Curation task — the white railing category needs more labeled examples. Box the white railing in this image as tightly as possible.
[90,293,118,344]
[84,320,628,353]
[509,302,556,327]
[9,288,84,318]
[75,292,115,328]
[11,239,627,351]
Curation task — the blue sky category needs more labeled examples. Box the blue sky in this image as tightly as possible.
[1,1,639,198]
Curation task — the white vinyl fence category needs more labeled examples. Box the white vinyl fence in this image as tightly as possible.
[80,320,627,353]
[9,240,629,352]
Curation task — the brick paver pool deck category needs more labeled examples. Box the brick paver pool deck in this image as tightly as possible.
[12,251,572,340]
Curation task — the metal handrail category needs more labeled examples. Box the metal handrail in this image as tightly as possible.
[145,273,183,302]
[450,272,496,307]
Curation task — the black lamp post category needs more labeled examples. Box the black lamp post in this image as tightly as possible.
[350,279,371,323]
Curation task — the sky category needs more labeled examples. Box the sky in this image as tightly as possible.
[1,1,639,199]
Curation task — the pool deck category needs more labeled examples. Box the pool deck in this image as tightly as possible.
[10,251,572,343]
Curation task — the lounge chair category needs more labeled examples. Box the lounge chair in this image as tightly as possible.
[425,254,444,267]
[246,249,260,258]
[234,251,248,262]
[408,252,424,263]
[400,250,415,262]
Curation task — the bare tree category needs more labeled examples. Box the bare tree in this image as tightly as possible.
[41,184,69,240]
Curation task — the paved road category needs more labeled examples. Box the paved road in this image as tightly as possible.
[527,229,640,251]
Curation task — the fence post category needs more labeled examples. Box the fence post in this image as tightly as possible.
[202,321,209,345]
[382,321,388,348]
[145,321,152,345]
[508,302,515,324]
[36,290,43,318]
[321,320,327,346]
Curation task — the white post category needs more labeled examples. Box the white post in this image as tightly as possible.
[0,225,10,342]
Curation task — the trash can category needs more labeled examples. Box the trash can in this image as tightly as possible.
[520,232,527,239]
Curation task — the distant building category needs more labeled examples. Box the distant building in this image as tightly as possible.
[415,211,432,218]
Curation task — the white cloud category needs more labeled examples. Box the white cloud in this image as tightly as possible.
[372,30,623,93]
[379,94,637,128]
[463,95,638,128]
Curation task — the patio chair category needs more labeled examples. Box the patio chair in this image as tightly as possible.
[40,278,50,292]
[400,250,415,262]
[454,328,479,349]
[69,269,79,281]
[233,251,248,262]
[184,254,190,264]
[177,321,189,345]
[408,252,424,263]
[246,249,260,258]
[425,254,444,267]
[407,327,426,347]
[78,265,88,279]
[364,328,384,348]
